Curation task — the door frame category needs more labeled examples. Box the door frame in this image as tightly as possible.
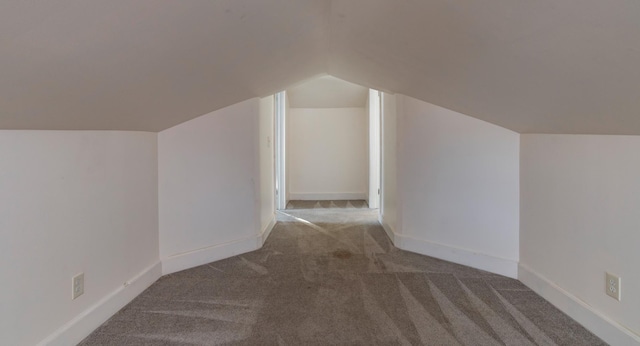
[274,91,287,210]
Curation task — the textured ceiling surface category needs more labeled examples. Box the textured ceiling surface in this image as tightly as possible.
[1,1,640,133]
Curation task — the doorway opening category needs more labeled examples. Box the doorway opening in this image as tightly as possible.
[274,76,382,212]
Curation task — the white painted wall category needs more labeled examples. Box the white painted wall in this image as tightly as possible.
[258,96,276,239]
[396,96,520,277]
[287,107,368,200]
[520,134,640,344]
[159,99,261,274]
[380,93,398,238]
[287,75,368,108]
[0,131,159,346]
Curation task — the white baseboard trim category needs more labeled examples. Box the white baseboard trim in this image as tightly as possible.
[380,220,396,245]
[395,233,518,278]
[38,261,162,346]
[162,235,260,275]
[288,192,367,201]
[519,263,640,345]
[260,215,277,245]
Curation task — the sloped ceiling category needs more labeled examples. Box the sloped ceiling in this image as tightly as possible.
[328,0,640,135]
[0,0,329,131]
[2,1,640,134]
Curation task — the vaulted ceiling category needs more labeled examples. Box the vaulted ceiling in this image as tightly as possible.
[2,1,640,133]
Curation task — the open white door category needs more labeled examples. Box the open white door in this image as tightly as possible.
[368,89,381,209]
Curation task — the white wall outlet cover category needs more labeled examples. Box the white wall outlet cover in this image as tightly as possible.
[72,273,84,300]
[605,272,621,301]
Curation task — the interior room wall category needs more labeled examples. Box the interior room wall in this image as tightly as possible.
[258,96,276,241]
[380,93,398,240]
[395,95,520,278]
[0,131,159,346]
[158,98,262,275]
[287,107,368,200]
[520,134,640,345]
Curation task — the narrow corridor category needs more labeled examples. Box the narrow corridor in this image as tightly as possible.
[80,201,603,345]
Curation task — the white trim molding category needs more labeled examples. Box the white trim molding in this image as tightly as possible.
[38,262,162,346]
[162,215,278,276]
[394,233,518,278]
[261,215,277,245]
[380,220,396,245]
[519,263,640,345]
[288,192,367,201]
[161,235,260,275]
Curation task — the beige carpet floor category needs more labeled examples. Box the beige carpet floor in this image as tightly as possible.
[79,200,604,345]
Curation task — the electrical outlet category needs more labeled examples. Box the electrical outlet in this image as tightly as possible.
[605,272,621,301]
[72,273,84,300]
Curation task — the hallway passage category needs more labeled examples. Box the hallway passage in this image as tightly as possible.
[80,201,603,345]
